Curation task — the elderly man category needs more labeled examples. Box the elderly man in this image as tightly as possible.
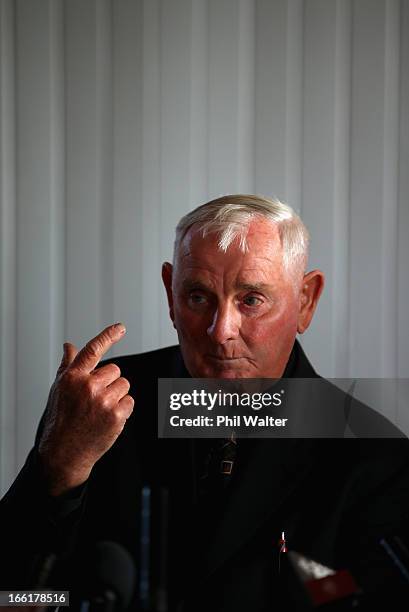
[1,195,409,611]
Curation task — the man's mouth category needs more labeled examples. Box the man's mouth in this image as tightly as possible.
[206,355,244,362]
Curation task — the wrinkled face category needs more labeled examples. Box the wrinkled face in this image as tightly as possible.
[163,219,309,379]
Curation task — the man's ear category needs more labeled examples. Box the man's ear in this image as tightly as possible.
[297,270,325,334]
[162,262,175,327]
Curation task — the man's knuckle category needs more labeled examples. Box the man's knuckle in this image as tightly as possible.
[124,398,135,419]
[121,394,134,413]
[60,368,73,383]
[99,395,112,412]
[109,363,121,378]
[85,377,97,395]
[110,407,125,427]
[119,377,130,391]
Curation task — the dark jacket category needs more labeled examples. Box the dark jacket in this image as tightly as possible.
[1,341,409,611]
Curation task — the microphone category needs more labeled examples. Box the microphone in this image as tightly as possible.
[285,551,361,609]
[27,551,59,588]
[74,541,136,612]
[285,536,409,610]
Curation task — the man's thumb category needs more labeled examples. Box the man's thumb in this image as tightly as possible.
[58,342,78,373]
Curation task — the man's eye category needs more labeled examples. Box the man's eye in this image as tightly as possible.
[243,295,263,307]
[189,293,207,305]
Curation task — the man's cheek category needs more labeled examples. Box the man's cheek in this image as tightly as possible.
[181,313,206,336]
[243,321,277,343]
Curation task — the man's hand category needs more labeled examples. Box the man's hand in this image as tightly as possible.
[38,323,134,496]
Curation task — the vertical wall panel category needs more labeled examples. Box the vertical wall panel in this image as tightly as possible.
[65,0,105,347]
[301,0,339,376]
[332,0,352,378]
[141,0,161,351]
[48,0,65,383]
[96,0,114,334]
[398,0,409,378]
[300,0,352,379]
[15,0,64,470]
[285,0,304,211]
[207,0,241,196]
[111,0,144,356]
[208,0,257,197]
[189,0,208,207]
[237,0,256,193]
[255,0,288,198]
[349,0,398,377]
[160,0,193,346]
[380,0,400,378]
[0,0,17,496]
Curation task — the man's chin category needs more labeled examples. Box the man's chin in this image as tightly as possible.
[195,363,253,379]
[184,354,254,378]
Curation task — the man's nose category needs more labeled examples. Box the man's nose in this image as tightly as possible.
[206,303,240,344]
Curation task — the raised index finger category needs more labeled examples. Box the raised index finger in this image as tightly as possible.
[71,323,126,373]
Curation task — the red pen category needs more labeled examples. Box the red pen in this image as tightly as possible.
[279,531,287,553]
[278,531,287,574]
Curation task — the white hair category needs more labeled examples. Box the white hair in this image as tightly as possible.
[174,194,309,275]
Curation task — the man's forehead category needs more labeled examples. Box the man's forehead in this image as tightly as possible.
[178,220,283,259]
[176,250,285,281]
[175,255,287,293]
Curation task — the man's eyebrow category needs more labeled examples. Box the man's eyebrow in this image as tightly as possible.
[181,279,210,291]
[236,281,272,292]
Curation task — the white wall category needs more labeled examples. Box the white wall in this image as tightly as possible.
[1,0,408,495]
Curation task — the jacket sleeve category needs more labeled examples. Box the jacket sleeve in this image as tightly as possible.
[0,438,88,589]
[0,357,121,590]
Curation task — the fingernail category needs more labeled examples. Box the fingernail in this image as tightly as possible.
[114,322,126,334]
